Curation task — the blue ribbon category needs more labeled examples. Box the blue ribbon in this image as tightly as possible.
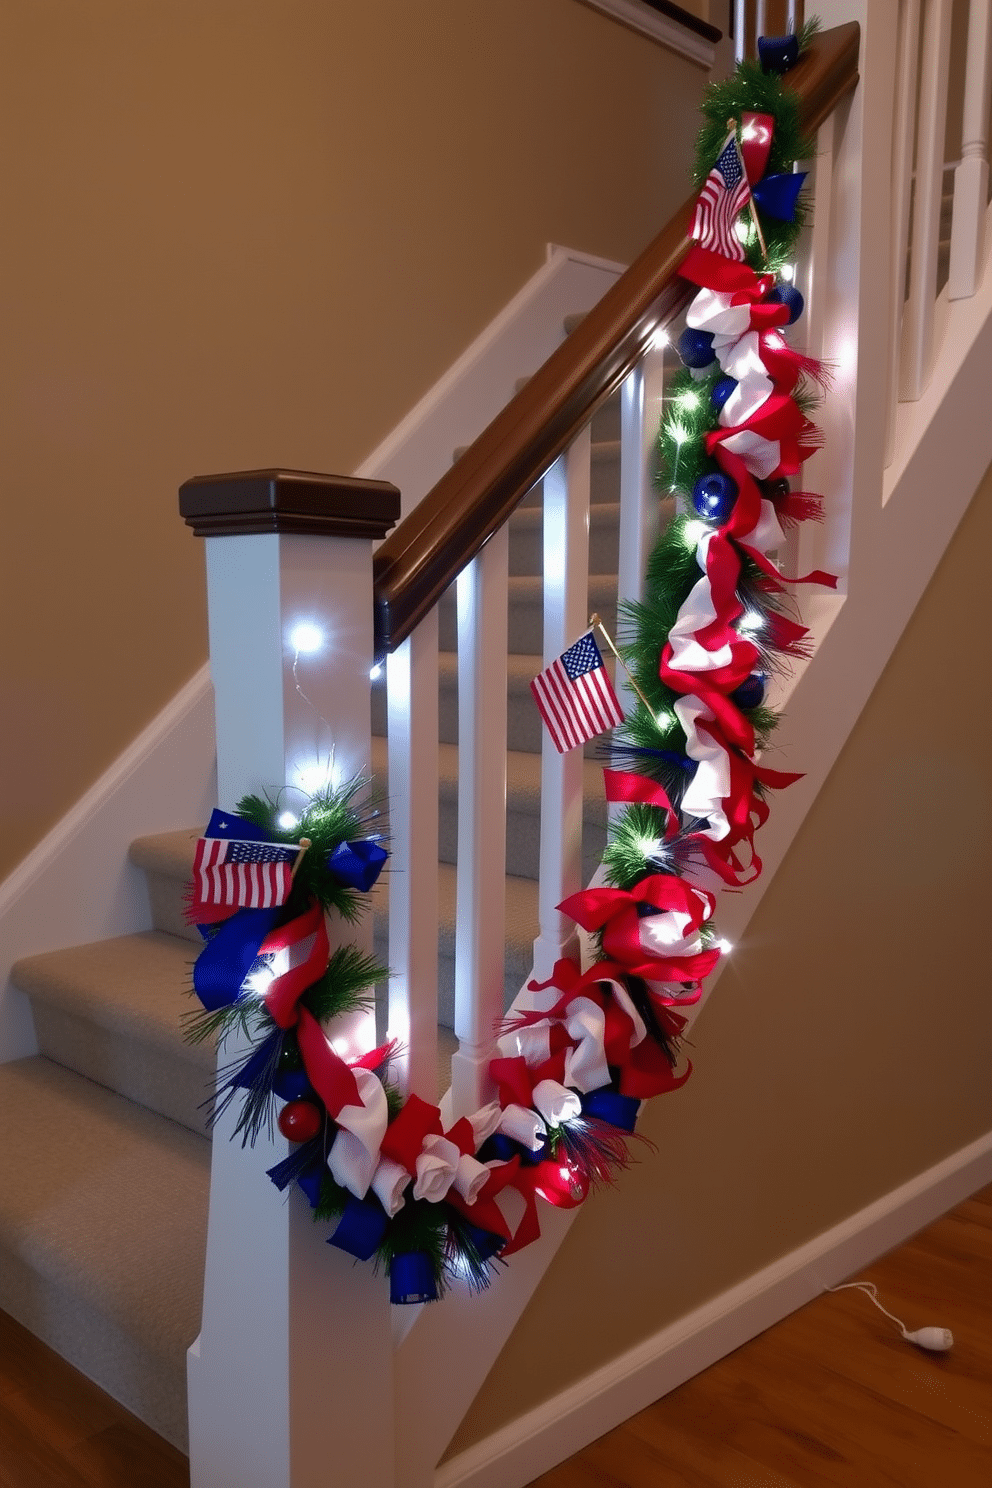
[267,1135,325,1193]
[751,172,807,223]
[329,1196,389,1261]
[458,1222,506,1263]
[192,905,281,1011]
[390,1251,438,1305]
[326,839,389,892]
[232,1028,281,1090]
[582,1087,642,1133]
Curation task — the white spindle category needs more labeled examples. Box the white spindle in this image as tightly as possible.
[617,345,666,652]
[900,0,952,401]
[885,0,921,463]
[756,0,768,42]
[449,525,510,1118]
[532,429,592,982]
[386,610,440,1101]
[735,0,747,63]
[948,0,992,300]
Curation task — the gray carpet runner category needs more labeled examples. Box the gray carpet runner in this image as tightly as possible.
[2,380,623,1452]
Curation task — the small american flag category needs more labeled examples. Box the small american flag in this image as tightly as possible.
[530,631,625,754]
[188,810,298,923]
[690,128,750,261]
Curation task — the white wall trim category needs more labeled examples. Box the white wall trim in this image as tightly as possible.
[436,1129,992,1488]
[0,667,216,1060]
[577,0,718,67]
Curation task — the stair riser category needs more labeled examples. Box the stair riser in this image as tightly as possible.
[29,1002,214,1137]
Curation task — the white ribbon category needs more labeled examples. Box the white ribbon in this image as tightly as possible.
[531,1079,582,1127]
[638,908,704,961]
[718,331,774,425]
[497,1021,553,1066]
[327,1066,390,1200]
[719,428,781,480]
[686,288,753,341]
[370,1156,410,1216]
[674,695,732,839]
[465,1101,504,1150]
[498,1103,547,1150]
[413,1134,462,1203]
[452,1154,492,1205]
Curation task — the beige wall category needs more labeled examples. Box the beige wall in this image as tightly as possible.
[447,465,992,1454]
[1,0,707,880]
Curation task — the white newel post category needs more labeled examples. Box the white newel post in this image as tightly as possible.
[179,470,401,1488]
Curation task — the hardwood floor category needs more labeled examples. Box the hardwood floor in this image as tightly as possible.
[1,1185,989,1487]
[529,1182,992,1488]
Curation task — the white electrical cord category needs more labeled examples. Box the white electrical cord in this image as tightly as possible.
[824,1281,954,1352]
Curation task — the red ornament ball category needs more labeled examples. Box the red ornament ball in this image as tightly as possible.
[277,1099,322,1143]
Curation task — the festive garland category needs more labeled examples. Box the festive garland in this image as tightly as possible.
[184,25,834,1304]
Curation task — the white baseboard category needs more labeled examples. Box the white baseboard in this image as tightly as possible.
[436,1129,992,1488]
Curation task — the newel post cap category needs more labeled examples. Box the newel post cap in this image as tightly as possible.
[179,468,401,540]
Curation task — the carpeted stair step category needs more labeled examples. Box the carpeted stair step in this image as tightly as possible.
[435,571,617,656]
[0,1055,209,1452]
[369,736,606,882]
[11,931,212,1137]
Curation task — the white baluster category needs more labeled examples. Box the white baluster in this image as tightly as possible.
[449,524,509,1118]
[735,0,747,63]
[885,0,922,463]
[386,609,440,1101]
[532,429,591,983]
[617,345,666,650]
[900,0,952,401]
[756,0,768,43]
[948,0,992,300]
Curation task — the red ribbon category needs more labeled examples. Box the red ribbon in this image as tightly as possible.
[559,877,718,987]
[740,111,774,184]
[378,1093,443,1173]
[257,900,362,1116]
[603,769,679,839]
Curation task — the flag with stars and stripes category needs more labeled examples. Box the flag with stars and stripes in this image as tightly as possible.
[530,631,625,754]
[690,128,750,261]
[188,809,298,923]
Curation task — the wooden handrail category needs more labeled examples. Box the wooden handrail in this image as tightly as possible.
[372,22,860,657]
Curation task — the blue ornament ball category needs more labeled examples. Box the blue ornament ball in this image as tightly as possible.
[692,471,739,523]
[768,283,805,324]
[731,672,767,710]
[677,327,716,369]
[711,376,737,413]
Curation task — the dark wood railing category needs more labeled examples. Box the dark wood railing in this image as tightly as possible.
[372,21,860,657]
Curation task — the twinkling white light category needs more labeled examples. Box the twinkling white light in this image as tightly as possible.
[676,391,700,411]
[717,938,734,954]
[636,835,665,861]
[289,621,324,655]
[278,810,299,830]
[683,520,708,548]
[669,419,691,446]
[652,327,670,350]
[781,264,795,283]
[738,610,765,634]
[296,759,341,796]
[369,663,383,681]
[656,709,673,730]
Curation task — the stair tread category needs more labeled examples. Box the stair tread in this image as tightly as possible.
[0,1054,208,1372]
[12,931,209,1068]
[370,737,606,815]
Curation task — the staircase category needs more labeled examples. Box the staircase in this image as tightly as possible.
[3,8,992,1486]
[0,351,629,1455]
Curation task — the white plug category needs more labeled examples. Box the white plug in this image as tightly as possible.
[824,1281,954,1353]
[904,1326,954,1352]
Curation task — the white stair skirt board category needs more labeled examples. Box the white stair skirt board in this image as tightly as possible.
[437,1129,992,1488]
[0,244,625,1064]
[0,671,217,1062]
[577,0,718,69]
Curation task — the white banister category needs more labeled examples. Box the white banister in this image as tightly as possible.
[948,0,992,300]
[449,524,510,1118]
[899,0,952,401]
[386,610,440,1100]
[532,429,592,982]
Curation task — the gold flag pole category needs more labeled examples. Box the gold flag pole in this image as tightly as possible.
[290,837,313,880]
[589,613,658,720]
